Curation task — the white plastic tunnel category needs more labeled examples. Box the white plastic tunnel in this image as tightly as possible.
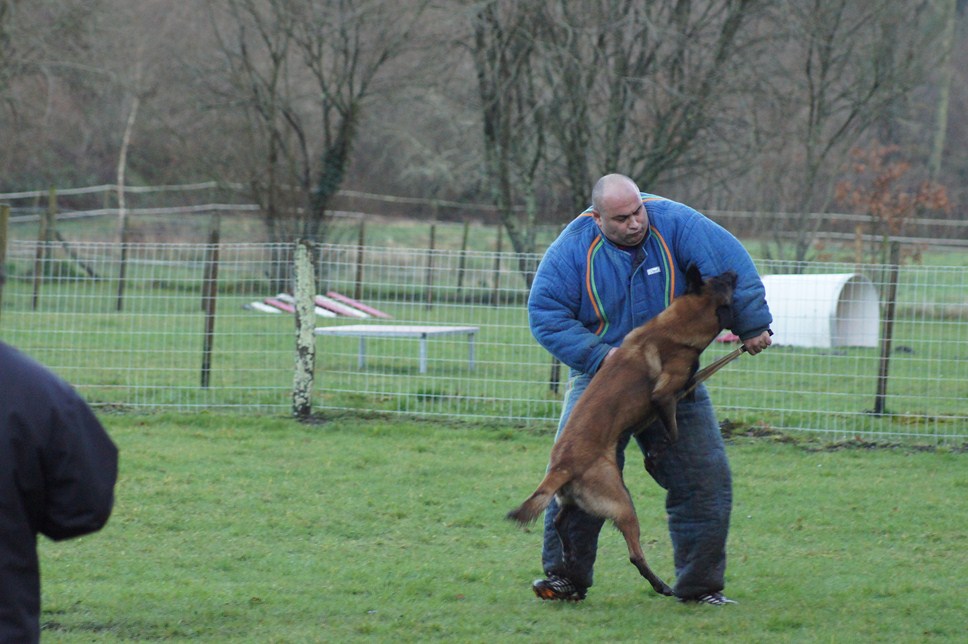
[761,273,881,348]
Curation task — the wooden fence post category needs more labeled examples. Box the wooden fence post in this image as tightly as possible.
[853,223,864,270]
[873,241,901,416]
[32,188,56,310]
[491,224,503,305]
[200,213,221,388]
[292,239,317,419]
[354,219,366,300]
[116,184,131,311]
[457,221,470,295]
[425,223,436,309]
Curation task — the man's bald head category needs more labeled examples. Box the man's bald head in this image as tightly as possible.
[589,174,648,247]
[591,174,641,214]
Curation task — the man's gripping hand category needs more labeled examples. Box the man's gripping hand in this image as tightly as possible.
[742,330,772,356]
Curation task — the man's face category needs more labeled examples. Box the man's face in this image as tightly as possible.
[592,185,648,246]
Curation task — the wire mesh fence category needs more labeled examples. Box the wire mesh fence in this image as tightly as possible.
[1,238,965,444]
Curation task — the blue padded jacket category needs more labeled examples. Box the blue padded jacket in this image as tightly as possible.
[528,193,772,375]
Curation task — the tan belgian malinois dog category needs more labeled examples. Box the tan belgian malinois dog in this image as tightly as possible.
[507,266,737,596]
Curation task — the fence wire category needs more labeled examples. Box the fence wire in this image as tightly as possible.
[1,240,965,444]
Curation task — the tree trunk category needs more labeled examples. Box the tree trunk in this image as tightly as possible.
[929,0,956,181]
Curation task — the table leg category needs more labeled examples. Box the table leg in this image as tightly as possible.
[358,337,366,369]
[419,337,428,374]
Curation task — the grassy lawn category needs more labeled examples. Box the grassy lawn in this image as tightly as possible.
[38,412,966,642]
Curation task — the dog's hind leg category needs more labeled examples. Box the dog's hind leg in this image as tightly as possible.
[612,496,674,596]
[575,463,674,597]
[617,518,674,596]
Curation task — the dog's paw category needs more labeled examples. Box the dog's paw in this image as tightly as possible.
[653,582,675,597]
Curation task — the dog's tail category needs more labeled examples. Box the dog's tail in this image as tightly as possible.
[506,469,570,526]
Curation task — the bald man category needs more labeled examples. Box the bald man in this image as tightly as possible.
[526,174,771,604]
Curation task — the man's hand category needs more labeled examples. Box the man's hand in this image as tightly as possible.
[742,330,772,356]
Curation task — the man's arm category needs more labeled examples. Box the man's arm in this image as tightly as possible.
[39,388,118,541]
[528,253,613,374]
[677,212,773,341]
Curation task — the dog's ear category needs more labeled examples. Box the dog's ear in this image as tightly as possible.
[716,304,734,330]
[685,264,704,295]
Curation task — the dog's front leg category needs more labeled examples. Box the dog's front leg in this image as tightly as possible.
[653,395,680,443]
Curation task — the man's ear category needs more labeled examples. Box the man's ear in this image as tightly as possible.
[685,264,704,294]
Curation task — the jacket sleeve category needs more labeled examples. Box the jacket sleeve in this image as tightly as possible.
[38,383,118,542]
[678,212,773,340]
[528,249,612,374]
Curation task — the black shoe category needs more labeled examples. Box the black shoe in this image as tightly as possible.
[532,575,587,602]
[677,591,737,606]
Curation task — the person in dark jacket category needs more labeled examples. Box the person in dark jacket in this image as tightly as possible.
[0,269,118,643]
[527,174,772,604]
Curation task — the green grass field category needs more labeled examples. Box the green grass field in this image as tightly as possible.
[38,412,966,642]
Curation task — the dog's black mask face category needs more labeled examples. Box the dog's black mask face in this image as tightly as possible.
[684,265,737,330]
[708,271,737,330]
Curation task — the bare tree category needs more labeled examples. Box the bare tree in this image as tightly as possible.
[538,0,763,201]
[210,0,428,251]
[747,0,941,264]
[0,0,112,186]
[929,0,958,181]
[91,0,192,310]
[468,0,766,258]
[0,1,15,93]
[470,0,547,271]
[0,0,963,253]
